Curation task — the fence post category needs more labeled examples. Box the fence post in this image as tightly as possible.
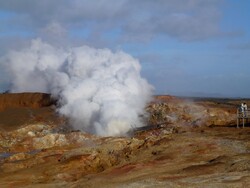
[237,108,239,128]
[243,117,245,128]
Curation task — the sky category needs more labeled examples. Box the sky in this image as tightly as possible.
[0,0,249,98]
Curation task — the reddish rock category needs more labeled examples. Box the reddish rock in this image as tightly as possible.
[0,92,55,111]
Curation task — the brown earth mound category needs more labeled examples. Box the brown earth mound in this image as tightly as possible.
[0,93,61,132]
[0,93,55,111]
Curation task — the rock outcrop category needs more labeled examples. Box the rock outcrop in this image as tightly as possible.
[147,100,236,127]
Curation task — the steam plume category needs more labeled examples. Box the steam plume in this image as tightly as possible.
[2,39,153,136]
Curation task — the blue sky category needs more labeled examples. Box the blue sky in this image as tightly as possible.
[0,0,250,97]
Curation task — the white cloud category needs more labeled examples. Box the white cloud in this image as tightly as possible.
[41,21,67,37]
[0,0,225,43]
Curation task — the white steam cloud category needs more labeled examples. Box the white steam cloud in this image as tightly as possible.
[2,39,153,136]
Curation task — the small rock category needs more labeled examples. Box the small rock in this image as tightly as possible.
[27,131,36,137]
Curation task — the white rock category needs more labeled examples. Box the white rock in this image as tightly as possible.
[27,131,36,137]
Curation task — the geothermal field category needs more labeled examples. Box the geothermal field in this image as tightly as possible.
[1,1,249,188]
[0,39,249,188]
[0,93,249,187]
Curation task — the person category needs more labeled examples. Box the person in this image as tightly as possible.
[241,102,247,117]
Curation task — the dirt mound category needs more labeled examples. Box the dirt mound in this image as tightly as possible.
[0,93,55,111]
[0,93,61,131]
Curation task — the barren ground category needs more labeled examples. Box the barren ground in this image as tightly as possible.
[0,93,249,187]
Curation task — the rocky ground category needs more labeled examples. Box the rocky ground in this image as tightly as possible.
[0,93,249,187]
